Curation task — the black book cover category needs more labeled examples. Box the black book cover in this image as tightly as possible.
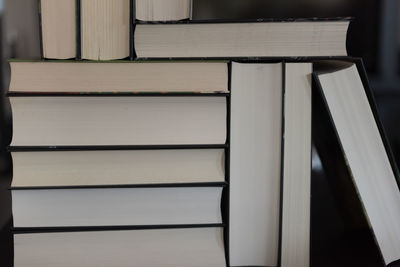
[37,0,43,59]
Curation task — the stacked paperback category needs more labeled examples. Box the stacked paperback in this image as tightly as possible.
[5,0,400,266]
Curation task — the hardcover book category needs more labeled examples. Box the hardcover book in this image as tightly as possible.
[135,0,191,22]
[313,59,400,266]
[80,0,130,60]
[9,60,228,93]
[134,19,350,58]
[39,0,76,59]
[14,228,226,267]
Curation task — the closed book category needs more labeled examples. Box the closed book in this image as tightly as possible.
[134,19,349,58]
[9,96,227,146]
[314,60,400,266]
[14,227,226,267]
[11,149,225,188]
[230,62,282,266]
[12,187,223,228]
[279,62,312,267]
[39,0,76,59]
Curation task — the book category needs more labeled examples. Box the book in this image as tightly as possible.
[8,60,228,93]
[230,62,282,266]
[135,0,191,22]
[81,0,130,60]
[134,20,349,58]
[314,61,400,265]
[11,149,225,187]
[279,63,312,267]
[14,228,226,267]
[9,96,227,146]
[39,0,76,59]
[311,60,384,266]
[12,187,223,227]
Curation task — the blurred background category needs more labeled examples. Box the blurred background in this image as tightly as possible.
[0,0,399,266]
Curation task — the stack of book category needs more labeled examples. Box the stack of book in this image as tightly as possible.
[9,59,229,266]
[6,0,400,267]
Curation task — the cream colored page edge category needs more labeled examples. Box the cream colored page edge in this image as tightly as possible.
[11,149,225,187]
[14,228,226,267]
[318,65,400,264]
[12,187,223,227]
[280,63,312,267]
[229,62,282,266]
[9,62,228,92]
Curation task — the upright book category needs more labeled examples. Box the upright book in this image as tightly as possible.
[230,62,282,266]
[134,19,350,58]
[39,0,77,59]
[80,0,130,60]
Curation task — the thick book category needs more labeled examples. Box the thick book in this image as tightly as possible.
[229,61,313,267]
[135,0,191,22]
[279,63,312,267]
[12,187,223,228]
[230,62,282,266]
[314,60,400,266]
[81,0,130,60]
[14,227,226,267]
[9,96,227,146]
[39,0,76,59]
[11,149,225,187]
[8,60,228,93]
[134,19,350,58]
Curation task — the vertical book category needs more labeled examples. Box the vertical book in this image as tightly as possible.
[39,0,76,59]
[314,61,400,266]
[81,0,130,60]
[230,62,282,266]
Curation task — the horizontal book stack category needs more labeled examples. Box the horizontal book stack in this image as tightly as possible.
[5,1,400,267]
[10,61,228,267]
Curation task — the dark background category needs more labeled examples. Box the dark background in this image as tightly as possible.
[1,0,400,266]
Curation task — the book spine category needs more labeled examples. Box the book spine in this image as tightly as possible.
[38,0,44,59]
